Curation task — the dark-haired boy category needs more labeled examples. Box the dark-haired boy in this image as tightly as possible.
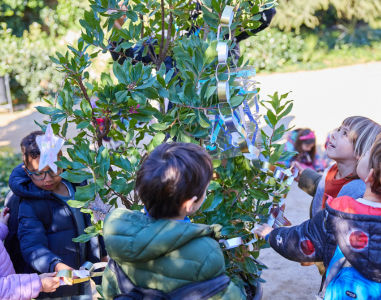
[254,135,381,299]
[6,131,108,299]
[102,142,245,300]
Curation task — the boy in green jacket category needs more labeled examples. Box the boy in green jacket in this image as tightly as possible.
[102,142,245,299]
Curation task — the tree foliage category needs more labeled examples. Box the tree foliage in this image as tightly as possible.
[37,0,300,292]
[273,0,381,33]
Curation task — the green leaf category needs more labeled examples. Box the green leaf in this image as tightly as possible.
[114,41,135,52]
[208,181,220,190]
[55,157,86,170]
[73,233,98,243]
[80,99,92,118]
[61,120,68,137]
[101,73,113,85]
[35,106,62,115]
[110,178,128,194]
[60,170,93,183]
[248,188,269,200]
[77,121,90,129]
[96,146,110,177]
[201,194,214,211]
[230,96,244,107]
[75,183,99,201]
[150,123,169,131]
[67,200,87,208]
[221,226,236,235]
[277,103,293,121]
[113,61,128,85]
[203,193,223,212]
[205,86,217,99]
[269,143,285,164]
[113,155,132,173]
[147,132,165,152]
[197,111,212,128]
[245,257,258,274]
[212,159,221,168]
[116,90,128,103]
[266,109,277,126]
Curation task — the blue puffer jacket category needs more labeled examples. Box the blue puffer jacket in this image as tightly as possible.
[268,196,381,295]
[8,163,107,299]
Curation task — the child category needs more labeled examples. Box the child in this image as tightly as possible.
[255,134,381,299]
[295,116,381,218]
[101,142,245,299]
[6,131,108,299]
[283,128,325,172]
[0,207,61,299]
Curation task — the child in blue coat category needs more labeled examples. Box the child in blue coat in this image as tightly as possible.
[6,131,108,299]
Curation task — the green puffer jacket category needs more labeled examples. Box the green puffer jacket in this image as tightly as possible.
[102,209,246,300]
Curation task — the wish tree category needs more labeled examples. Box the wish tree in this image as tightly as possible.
[37,0,298,296]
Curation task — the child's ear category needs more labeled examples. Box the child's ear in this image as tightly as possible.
[365,168,374,184]
[183,196,198,214]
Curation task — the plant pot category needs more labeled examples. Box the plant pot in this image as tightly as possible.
[245,281,263,300]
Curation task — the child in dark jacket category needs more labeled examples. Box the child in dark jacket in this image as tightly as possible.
[255,134,381,299]
[102,142,245,300]
[6,131,108,299]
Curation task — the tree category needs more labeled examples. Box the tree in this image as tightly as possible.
[272,0,381,34]
[39,0,298,294]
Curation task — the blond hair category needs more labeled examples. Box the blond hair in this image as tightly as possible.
[342,116,381,159]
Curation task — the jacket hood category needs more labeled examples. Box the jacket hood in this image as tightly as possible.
[9,163,50,200]
[327,196,381,282]
[103,208,222,264]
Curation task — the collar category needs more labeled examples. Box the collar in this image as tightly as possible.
[144,207,191,223]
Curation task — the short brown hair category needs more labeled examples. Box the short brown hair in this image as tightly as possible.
[20,131,44,164]
[135,142,213,219]
[369,134,381,196]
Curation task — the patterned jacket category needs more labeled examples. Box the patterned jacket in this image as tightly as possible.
[268,196,381,292]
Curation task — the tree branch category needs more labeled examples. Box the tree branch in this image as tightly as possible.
[161,12,173,63]
[159,0,165,60]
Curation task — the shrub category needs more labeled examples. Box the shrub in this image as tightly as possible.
[240,29,305,71]
[0,23,64,104]
[0,151,22,207]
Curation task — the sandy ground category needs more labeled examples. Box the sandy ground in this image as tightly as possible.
[1,61,381,298]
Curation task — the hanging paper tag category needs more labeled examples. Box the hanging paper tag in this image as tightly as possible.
[36,124,65,173]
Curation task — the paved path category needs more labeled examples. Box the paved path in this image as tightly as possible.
[1,61,381,298]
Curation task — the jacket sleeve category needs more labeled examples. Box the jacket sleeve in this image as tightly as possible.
[0,273,41,300]
[268,209,327,262]
[298,168,322,197]
[102,265,119,300]
[0,223,8,242]
[18,201,63,273]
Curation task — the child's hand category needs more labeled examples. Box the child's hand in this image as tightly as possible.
[291,162,305,182]
[39,273,60,293]
[55,263,74,285]
[253,224,274,239]
[0,207,10,226]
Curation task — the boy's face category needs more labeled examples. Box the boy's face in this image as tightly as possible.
[24,155,63,191]
[357,150,371,182]
[326,125,355,161]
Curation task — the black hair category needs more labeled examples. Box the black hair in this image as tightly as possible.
[20,131,44,164]
[135,142,213,219]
